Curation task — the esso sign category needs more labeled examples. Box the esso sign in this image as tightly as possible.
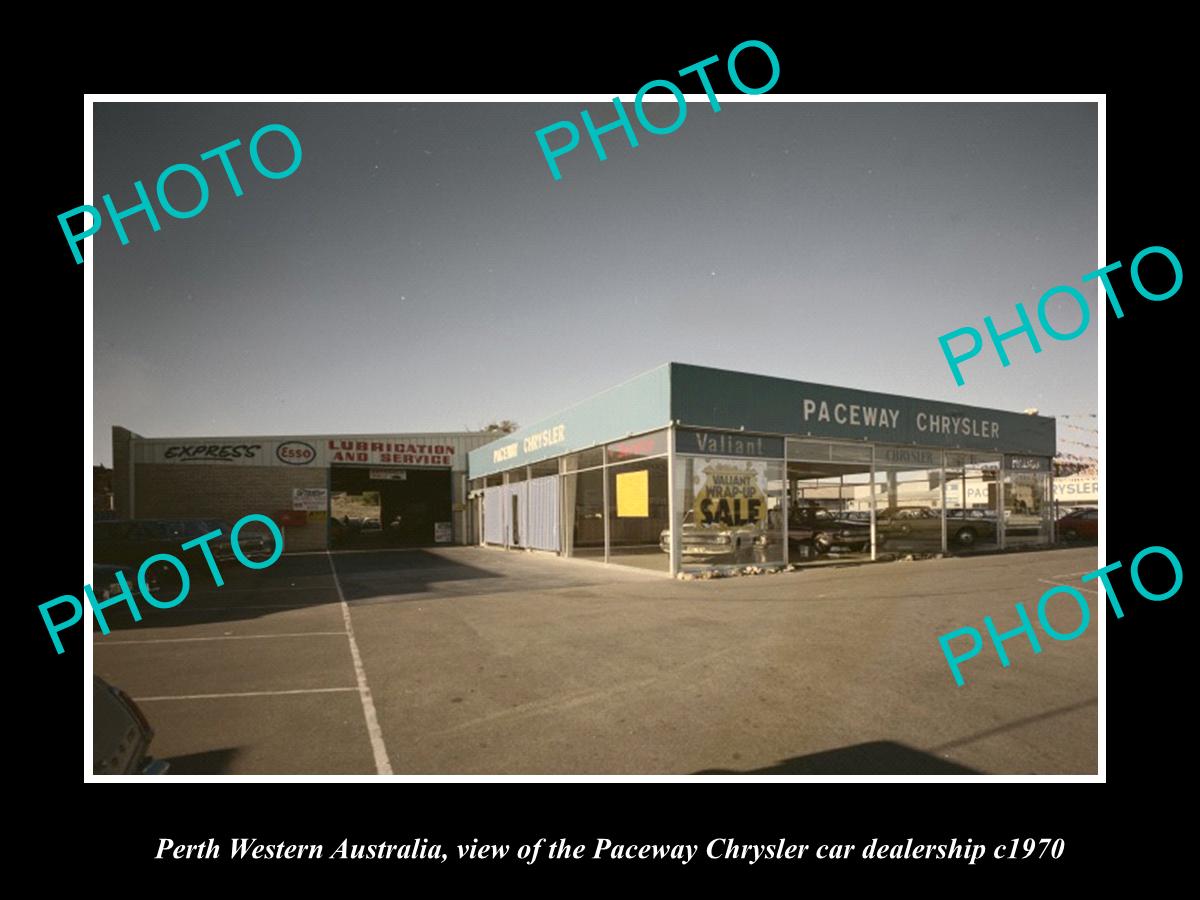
[276,441,316,466]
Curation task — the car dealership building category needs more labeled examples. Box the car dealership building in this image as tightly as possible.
[466,363,1058,575]
[111,363,1059,572]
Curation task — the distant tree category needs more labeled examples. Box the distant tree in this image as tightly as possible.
[483,420,519,434]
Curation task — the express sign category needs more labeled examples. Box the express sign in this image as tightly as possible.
[163,443,263,462]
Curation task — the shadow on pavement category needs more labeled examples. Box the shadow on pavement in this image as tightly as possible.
[927,697,1097,755]
[164,746,241,775]
[332,549,503,602]
[695,740,980,774]
[93,549,506,632]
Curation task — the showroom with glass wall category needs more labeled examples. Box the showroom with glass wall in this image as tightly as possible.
[467,364,1058,576]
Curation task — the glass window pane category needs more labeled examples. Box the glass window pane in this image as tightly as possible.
[607,458,670,571]
[787,438,871,464]
[787,458,875,565]
[873,447,947,554]
[563,467,605,559]
[1004,470,1053,547]
[672,456,784,571]
[942,452,1001,552]
[530,459,559,478]
[564,447,604,471]
[606,430,668,463]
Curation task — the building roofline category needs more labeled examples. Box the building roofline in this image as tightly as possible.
[120,428,490,443]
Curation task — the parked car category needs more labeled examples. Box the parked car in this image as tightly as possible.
[786,506,875,553]
[838,510,872,522]
[876,506,996,549]
[93,676,169,775]
[1056,507,1098,541]
[659,509,761,559]
[94,519,273,575]
[93,563,160,603]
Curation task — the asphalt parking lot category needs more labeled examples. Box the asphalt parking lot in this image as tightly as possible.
[92,546,1100,775]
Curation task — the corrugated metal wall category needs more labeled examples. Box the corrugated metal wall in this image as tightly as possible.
[483,487,504,544]
[525,475,560,552]
[483,477,559,551]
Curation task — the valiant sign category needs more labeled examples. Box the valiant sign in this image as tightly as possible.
[677,429,783,458]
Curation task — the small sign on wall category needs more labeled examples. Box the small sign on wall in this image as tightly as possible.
[434,521,453,543]
[293,488,328,511]
[370,469,407,480]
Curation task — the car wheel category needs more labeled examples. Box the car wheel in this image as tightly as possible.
[1062,528,1078,541]
[813,532,832,554]
[955,527,977,547]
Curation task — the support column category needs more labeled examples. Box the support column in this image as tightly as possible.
[668,427,680,576]
[869,450,877,561]
[602,456,610,564]
[939,454,947,554]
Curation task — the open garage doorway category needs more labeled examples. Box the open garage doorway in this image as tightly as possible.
[329,466,452,549]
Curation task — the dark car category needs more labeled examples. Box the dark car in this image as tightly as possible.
[93,676,169,775]
[876,506,997,549]
[92,563,160,603]
[787,506,875,554]
[94,518,273,575]
[1057,507,1097,541]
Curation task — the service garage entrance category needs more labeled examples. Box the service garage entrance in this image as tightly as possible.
[329,465,452,549]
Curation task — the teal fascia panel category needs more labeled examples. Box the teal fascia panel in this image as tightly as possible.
[668,363,1056,457]
[469,364,671,478]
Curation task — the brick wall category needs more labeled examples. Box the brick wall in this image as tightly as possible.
[133,463,329,552]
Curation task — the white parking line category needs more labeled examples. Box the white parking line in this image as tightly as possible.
[135,687,358,701]
[328,553,393,775]
[189,586,339,595]
[164,604,318,612]
[97,632,348,645]
[1038,579,1099,595]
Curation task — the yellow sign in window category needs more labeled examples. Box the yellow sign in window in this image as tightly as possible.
[616,469,649,517]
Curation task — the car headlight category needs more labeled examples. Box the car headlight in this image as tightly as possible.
[717,534,731,544]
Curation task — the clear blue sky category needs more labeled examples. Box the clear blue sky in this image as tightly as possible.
[93,101,1098,465]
